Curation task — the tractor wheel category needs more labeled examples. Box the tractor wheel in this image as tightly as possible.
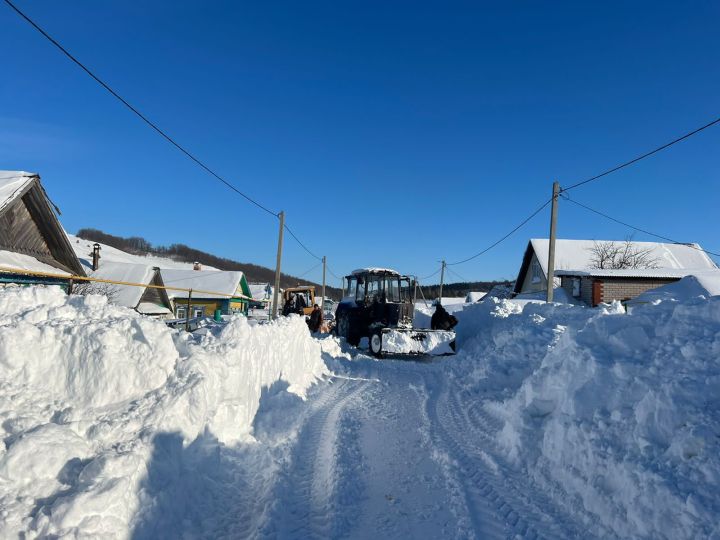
[337,313,360,347]
[370,329,384,358]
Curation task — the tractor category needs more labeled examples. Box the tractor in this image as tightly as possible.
[334,268,455,357]
[282,286,316,317]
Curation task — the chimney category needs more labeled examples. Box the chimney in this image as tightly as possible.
[92,243,101,271]
[193,261,202,271]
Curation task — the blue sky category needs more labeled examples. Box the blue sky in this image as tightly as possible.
[2,1,719,286]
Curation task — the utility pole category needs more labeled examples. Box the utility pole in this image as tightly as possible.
[439,260,446,302]
[546,181,560,303]
[272,211,284,319]
[185,289,193,331]
[321,255,326,313]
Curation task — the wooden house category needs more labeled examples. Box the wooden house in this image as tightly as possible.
[160,269,252,319]
[89,261,173,317]
[0,171,85,289]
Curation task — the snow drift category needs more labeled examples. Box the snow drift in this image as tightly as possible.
[0,286,328,537]
[453,279,720,539]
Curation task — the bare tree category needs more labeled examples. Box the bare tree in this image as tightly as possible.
[72,281,120,304]
[588,238,660,270]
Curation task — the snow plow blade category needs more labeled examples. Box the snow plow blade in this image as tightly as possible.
[374,328,456,356]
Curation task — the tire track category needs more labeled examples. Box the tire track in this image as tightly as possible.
[428,374,590,539]
[261,378,369,539]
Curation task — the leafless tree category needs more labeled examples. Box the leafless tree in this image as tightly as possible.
[72,281,120,304]
[588,238,660,270]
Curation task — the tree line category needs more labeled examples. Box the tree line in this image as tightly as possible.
[417,280,513,300]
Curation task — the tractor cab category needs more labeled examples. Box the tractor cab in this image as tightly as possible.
[335,268,415,346]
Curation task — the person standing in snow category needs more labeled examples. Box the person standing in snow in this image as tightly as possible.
[308,304,323,333]
[431,302,458,331]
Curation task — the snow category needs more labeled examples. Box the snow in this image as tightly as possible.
[161,269,244,299]
[351,267,400,276]
[249,282,272,301]
[0,250,71,276]
[0,287,327,537]
[465,291,486,303]
[68,234,221,272]
[556,267,718,278]
[452,287,720,539]
[381,328,455,355]
[88,261,156,308]
[0,170,35,214]
[1,277,719,538]
[136,302,172,315]
[530,238,718,276]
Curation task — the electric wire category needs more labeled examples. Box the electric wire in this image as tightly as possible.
[562,194,720,258]
[447,197,553,266]
[325,265,342,281]
[3,0,340,267]
[446,267,467,282]
[418,268,441,281]
[562,116,720,193]
[284,224,322,261]
[295,261,322,279]
[4,0,279,218]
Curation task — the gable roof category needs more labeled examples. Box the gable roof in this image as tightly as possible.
[515,238,718,293]
[248,282,272,301]
[89,261,158,308]
[0,171,85,276]
[160,269,251,300]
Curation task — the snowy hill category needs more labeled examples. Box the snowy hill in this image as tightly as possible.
[68,233,220,272]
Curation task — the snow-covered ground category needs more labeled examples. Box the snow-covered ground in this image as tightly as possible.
[1,277,718,538]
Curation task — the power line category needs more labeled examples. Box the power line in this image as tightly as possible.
[295,261,323,279]
[561,194,720,258]
[562,116,720,193]
[326,265,342,281]
[418,268,441,281]
[3,0,278,218]
[447,198,553,266]
[446,267,467,282]
[284,224,322,261]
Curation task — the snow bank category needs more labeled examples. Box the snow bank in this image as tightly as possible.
[453,290,720,539]
[0,286,328,538]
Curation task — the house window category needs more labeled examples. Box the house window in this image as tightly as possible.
[176,307,186,319]
[531,259,542,283]
[572,278,581,297]
[194,308,204,318]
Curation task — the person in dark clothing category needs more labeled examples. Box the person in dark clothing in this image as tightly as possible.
[282,294,296,316]
[308,304,323,332]
[295,293,307,314]
[431,302,458,331]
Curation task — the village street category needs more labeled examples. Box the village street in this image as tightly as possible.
[255,353,588,540]
[133,347,593,540]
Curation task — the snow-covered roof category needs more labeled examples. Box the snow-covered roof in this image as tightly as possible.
[248,283,272,300]
[555,268,701,279]
[68,234,221,271]
[0,250,71,276]
[0,171,36,214]
[351,267,400,276]
[136,302,172,315]
[89,262,156,308]
[530,239,717,275]
[161,269,246,299]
